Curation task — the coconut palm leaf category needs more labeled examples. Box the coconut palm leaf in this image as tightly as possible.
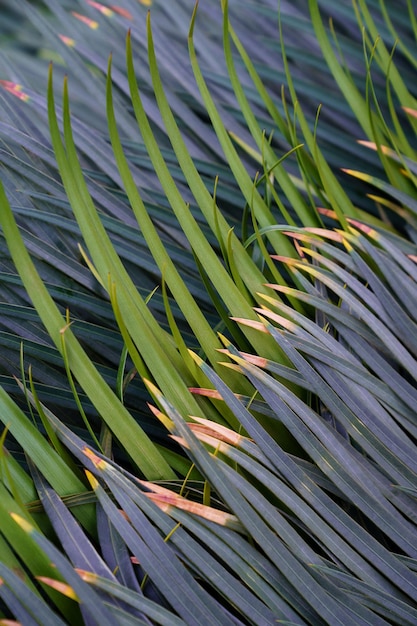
[0,0,417,624]
[5,217,417,622]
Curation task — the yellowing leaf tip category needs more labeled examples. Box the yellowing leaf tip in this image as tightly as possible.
[10,513,33,533]
[37,577,79,600]
[72,12,99,29]
[83,447,107,470]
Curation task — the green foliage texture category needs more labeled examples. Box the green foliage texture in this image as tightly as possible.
[0,0,416,624]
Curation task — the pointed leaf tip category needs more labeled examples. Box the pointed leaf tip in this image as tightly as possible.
[59,34,76,47]
[37,577,79,600]
[86,1,114,17]
[341,169,370,182]
[189,2,199,39]
[143,378,159,395]
[83,447,107,470]
[403,106,417,118]
[71,12,99,29]
[10,513,33,534]
[188,350,204,366]
[85,470,99,489]
[0,80,30,101]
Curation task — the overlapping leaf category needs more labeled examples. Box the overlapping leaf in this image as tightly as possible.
[0,1,417,624]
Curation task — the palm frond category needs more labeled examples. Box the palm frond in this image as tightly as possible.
[0,0,417,623]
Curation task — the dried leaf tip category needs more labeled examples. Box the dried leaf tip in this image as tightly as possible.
[0,80,30,102]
